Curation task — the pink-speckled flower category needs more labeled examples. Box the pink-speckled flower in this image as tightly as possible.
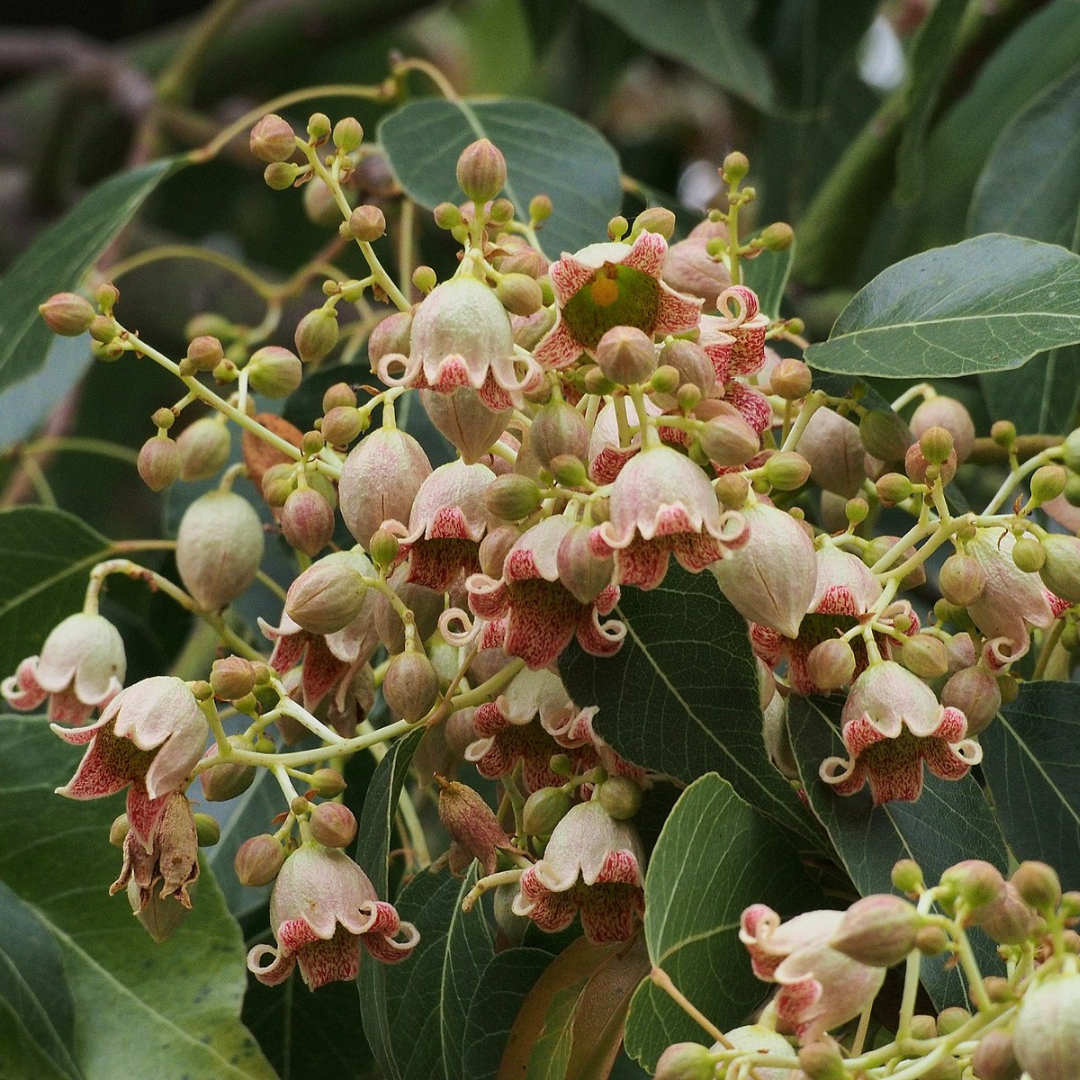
[513,801,645,943]
[740,903,885,1043]
[247,843,419,990]
[2,612,125,726]
[590,444,748,590]
[54,676,207,848]
[534,231,701,370]
[467,515,626,668]
[819,661,982,805]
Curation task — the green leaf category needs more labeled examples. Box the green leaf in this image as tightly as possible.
[624,773,820,1072]
[981,682,1080,887]
[0,508,113,680]
[581,0,774,111]
[0,716,274,1080]
[804,235,1080,378]
[356,727,425,1080]
[559,564,816,845]
[0,881,83,1080]
[527,982,580,1080]
[787,697,1008,1009]
[378,99,622,259]
[741,244,793,320]
[0,158,180,404]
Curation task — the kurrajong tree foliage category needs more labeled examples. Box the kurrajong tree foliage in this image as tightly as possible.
[2,2,1080,1080]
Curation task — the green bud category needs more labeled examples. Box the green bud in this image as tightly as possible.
[433,202,461,229]
[109,813,130,847]
[762,451,812,491]
[294,307,339,363]
[1031,464,1068,504]
[522,787,574,837]
[770,358,812,400]
[177,417,231,482]
[549,454,588,487]
[831,894,921,967]
[332,116,363,152]
[496,273,544,316]
[597,776,643,820]
[383,651,440,722]
[936,1007,970,1035]
[607,215,629,241]
[1011,860,1062,913]
[368,527,400,570]
[1012,536,1046,574]
[194,813,221,846]
[1063,429,1080,472]
[529,194,553,224]
[264,162,300,190]
[722,151,750,183]
[307,112,331,142]
[485,474,542,521]
[413,265,437,293]
[1038,533,1080,602]
[632,206,676,239]
[901,634,950,680]
[939,552,986,606]
[650,364,682,395]
[758,221,794,251]
[891,858,924,894]
[991,420,1017,448]
[860,408,913,463]
[806,639,856,691]
[285,557,367,635]
[308,768,347,798]
[210,656,257,700]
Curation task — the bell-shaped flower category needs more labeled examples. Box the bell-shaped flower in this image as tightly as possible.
[534,231,702,370]
[590,444,748,590]
[247,843,419,990]
[2,612,125,726]
[513,801,645,943]
[54,676,208,847]
[466,515,626,668]
[964,528,1070,667]
[377,274,539,411]
[381,460,495,591]
[740,903,885,1043]
[819,661,982,805]
[420,387,511,464]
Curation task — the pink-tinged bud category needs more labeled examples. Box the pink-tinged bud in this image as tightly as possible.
[176,491,265,611]
[421,388,511,464]
[479,524,520,577]
[807,638,856,691]
[916,926,949,955]
[323,382,357,412]
[1038,533,1080,602]
[910,1015,938,1039]
[892,859,924,894]
[530,399,590,470]
[235,834,285,886]
[138,436,181,491]
[939,860,1006,916]
[250,114,296,162]
[598,775,643,820]
[557,521,614,604]
[859,409,913,463]
[177,417,231,482]
[831,894,921,967]
[940,667,1000,736]
[285,553,368,635]
[799,407,866,498]
[382,651,440,721]
[456,138,507,203]
[633,206,676,239]
[496,273,544,316]
[939,553,987,606]
[653,1042,716,1080]
[322,406,364,446]
[210,656,257,700]
[710,502,817,638]
[901,634,949,680]
[348,204,385,242]
[186,334,225,372]
[978,882,1039,945]
[660,340,714,396]
[437,777,511,875]
[762,450,812,491]
[522,786,574,837]
[905,439,957,487]
[247,345,302,398]
[280,486,336,557]
[594,325,657,385]
[199,737,257,802]
[294,307,339,363]
[339,427,432,548]
[662,236,732,310]
[971,1030,1022,1080]
[1011,860,1061,913]
[768,357,811,400]
[369,311,413,364]
[309,802,358,848]
[39,291,95,335]
[698,411,760,467]
[910,396,975,466]
[485,474,542,521]
[1013,974,1080,1080]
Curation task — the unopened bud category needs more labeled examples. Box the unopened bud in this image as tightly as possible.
[307,112,331,142]
[698,412,760,467]
[653,1042,715,1080]
[831,894,921,967]
[522,786,573,837]
[936,1007,970,1035]
[939,553,987,606]
[595,325,657,385]
[911,396,976,465]
[234,834,285,886]
[137,436,181,491]
[762,451,811,491]
[915,925,949,955]
[557,522,613,604]
[348,204,385,242]
[660,340,714,395]
[1011,860,1061,913]
[89,314,118,344]
[199,737,257,802]
[722,151,749,183]
[550,454,587,487]
[797,1042,846,1080]
[892,859,924,894]
[186,334,225,372]
[650,365,682,396]
[597,776,643,820]
[991,420,1016,448]
[979,882,1039,945]
[529,194,553,224]
[309,768,346,798]
[1031,464,1068,504]
[876,471,913,505]
[437,778,509,874]
[905,439,956,487]
[294,307,339,363]
[39,292,95,335]
[489,198,515,225]
[846,497,869,525]
[383,651,440,722]
[177,417,231,482]
[308,802,358,848]
[909,1015,937,1040]
[280,487,336,557]
[261,462,297,508]
[109,813,130,847]
[496,273,544,316]
[194,813,221,846]
[1038,534,1080,602]
[485,474,542,521]
[582,366,617,395]
[806,638,856,691]
[1011,536,1046,573]
[715,472,751,509]
[479,525,519,577]
[456,138,507,203]
[530,400,589,469]
[264,162,300,190]
[367,528,400,571]
[759,221,794,251]
[1013,974,1080,1080]
[413,265,437,293]
[971,1030,1022,1080]
[939,859,1005,916]
[860,409,913,463]
[941,667,1000,736]
[770,358,812,400]
[322,405,364,446]
[607,215,629,241]
[633,207,676,239]
[246,345,302,398]
[210,656,257,700]
[332,116,363,152]
[285,557,367,635]
[250,114,296,162]
[901,634,949,680]
[176,491,265,611]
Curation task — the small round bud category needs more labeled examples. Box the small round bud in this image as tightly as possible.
[522,786,574,837]
[234,834,285,887]
[323,382,357,412]
[137,436,181,491]
[1012,536,1046,574]
[496,272,544,316]
[660,340,714,395]
[152,407,175,430]
[176,491,265,611]
[939,859,1006,915]
[582,366,617,395]
[831,894,921,967]
[891,859,924,893]
[919,425,954,465]
[185,334,225,372]
[264,162,300,190]
[367,528,400,571]
[250,114,296,163]
[876,472,913,505]
[1039,533,1080,602]
[651,364,682,395]
[698,412,760,467]
[309,802,358,848]
[322,406,363,446]
[383,651,441,722]
[489,198,515,225]
[677,384,702,413]
[998,672,1020,704]
[939,553,987,606]
[199,737,258,802]
[1011,860,1061,913]
[281,487,336,557]
[550,454,588,487]
[194,813,221,846]
[412,266,437,293]
[109,813,130,847]
[607,215,629,241]
[769,358,812,400]
[909,1015,937,1040]
[89,314,118,344]
[860,409,913,463]
[971,1030,1022,1080]
[530,399,590,469]
[598,776,643,820]
[261,462,297,508]
[307,112,331,142]
[797,1043,846,1080]
[485,473,542,521]
[758,221,794,251]
[722,151,750,183]
[39,292,95,335]
[557,522,614,604]
[914,925,949,955]
[479,525,519,577]
[941,667,1000,737]
[632,206,676,239]
[433,202,461,229]
[595,325,657,386]
[1013,974,1080,1080]
[901,634,950,680]
[456,138,507,203]
[653,1043,715,1080]
[309,768,347,798]
[301,431,325,458]
[1031,464,1068,504]
[1063,428,1080,472]
[762,451,812,491]
[246,345,302,398]
[177,417,231,482]
[529,194,553,223]
[210,656,257,700]
[846,497,869,524]
[905,440,956,487]
[348,203,386,243]
[294,307,339,364]
[285,558,367,635]
[991,419,1017,448]
[910,396,976,465]
[936,1007,970,1035]
[332,116,363,152]
[806,639,856,691]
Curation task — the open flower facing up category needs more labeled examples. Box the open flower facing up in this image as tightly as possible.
[590,444,749,590]
[513,801,645,943]
[533,231,702,370]
[740,904,885,1044]
[247,843,419,990]
[820,661,982,805]
[2,612,126,726]
[467,515,626,668]
[54,676,208,847]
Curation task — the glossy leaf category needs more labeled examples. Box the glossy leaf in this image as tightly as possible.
[981,682,1080,888]
[805,234,1080,378]
[559,564,816,845]
[581,0,774,111]
[787,697,1008,1009]
[378,98,622,259]
[741,244,793,320]
[0,716,274,1080]
[0,158,180,405]
[624,773,819,1071]
[0,508,113,680]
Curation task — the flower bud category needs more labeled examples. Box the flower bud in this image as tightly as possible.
[939,860,1006,916]
[633,206,676,239]
[859,409,913,463]
[910,1015,937,1039]
[1038,533,1080,602]
[530,399,590,469]
[698,412,760,467]
[137,436,181,491]
[915,926,949,955]
[234,834,285,887]
[941,667,1000,736]
[367,529,399,572]
[550,454,587,487]
[595,325,657,385]
[308,802,358,848]
[1011,860,1061,913]
[939,553,987,606]
[978,882,1039,945]
[496,273,544,316]
[765,357,810,401]
[759,221,794,251]
[347,203,385,242]
[485,474,542,521]
[905,439,957,487]
[660,340,714,396]
[762,450,812,491]
[901,634,949,680]
[936,1007,970,1035]
[261,462,296,508]
[831,894,921,967]
[891,859,924,894]
[307,768,346,799]
[185,334,224,372]
[598,775,643,820]
[798,1042,846,1080]
[1013,973,1080,1080]
[210,656,257,700]
[715,472,751,509]
[110,813,130,847]
[39,292,95,335]
[971,1030,1022,1080]
[250,114,296,162]
[332,116,363,152]
[494,882,530,944]
[557,521,614,604]
[456,138,506,203]
[799,407,866,497]
[653,1043,715,1080]
[294,307,339,363]
[285,556,367,635]
[1031,464,1068,504]
[806,638,856,691]
[723,151,749,183]
[1010,536,1045,573]
[264,162,300,190]
[177,417,231,482]
[199,737,257,802]
[246,345,302,398]
[176,490,265,610]
[191,814,219,847]
[280,486,336,557]
[383,651,440,722]
[322,405,364,446]
[876,471,913,505]
[529,194,553,223]
[522,786,574,836]
[89,315,118,344]
[479,525,519,577]
[910,396,975,465]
